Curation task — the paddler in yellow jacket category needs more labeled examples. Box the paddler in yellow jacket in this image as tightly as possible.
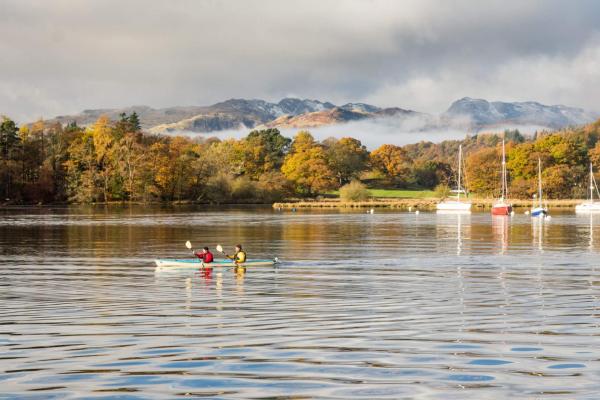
[226,244,247,264]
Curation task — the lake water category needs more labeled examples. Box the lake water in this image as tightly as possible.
[1,206,600,399]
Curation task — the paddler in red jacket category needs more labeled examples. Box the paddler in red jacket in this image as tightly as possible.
[194,247,214,264]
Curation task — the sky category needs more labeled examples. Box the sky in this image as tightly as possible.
[1,0,600,123]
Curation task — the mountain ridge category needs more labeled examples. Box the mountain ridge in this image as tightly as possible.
[43,97,599,135]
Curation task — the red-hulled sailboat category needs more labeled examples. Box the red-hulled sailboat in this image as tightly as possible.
[491,139,513,216]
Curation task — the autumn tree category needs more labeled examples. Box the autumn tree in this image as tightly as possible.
[543,165,585,199]
[114,132,146,200]
[281,131,336,196]
[241,128,291,177]
[92,116,121,201]
[64,129,98,203]
[370,144,412,185]
[589,141,600,168]
[152,136,202,201]
[465,146,501,197]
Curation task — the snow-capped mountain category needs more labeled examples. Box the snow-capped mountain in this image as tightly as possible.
[43,97,598,135]
[445,97,597,130]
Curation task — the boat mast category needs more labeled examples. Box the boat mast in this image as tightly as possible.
[457,145,462,202]
[590,163,594,202]
[538,158,542,208]
[501,139,507,200]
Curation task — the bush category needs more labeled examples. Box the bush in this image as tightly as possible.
[231,177,257,201]
[434,183,451,199]
[339,180,370,202]
[203,173,233,203]
[256,171,292,203]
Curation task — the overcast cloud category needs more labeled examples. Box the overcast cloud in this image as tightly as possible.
[1,0,600,123]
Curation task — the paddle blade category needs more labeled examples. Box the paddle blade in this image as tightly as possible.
[185,241,192,249]
[216,244,223,253]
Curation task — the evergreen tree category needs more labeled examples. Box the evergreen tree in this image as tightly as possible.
[0,116,19,160]
[128,112,141,132]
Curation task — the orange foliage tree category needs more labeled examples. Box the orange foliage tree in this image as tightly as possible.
[369,144,412,184]
[281,131,336,196]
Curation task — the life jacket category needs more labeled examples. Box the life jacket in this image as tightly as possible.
[195,251,214,263]
[235,250,247,263]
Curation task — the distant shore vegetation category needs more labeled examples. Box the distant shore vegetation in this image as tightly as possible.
[1,113,600,204]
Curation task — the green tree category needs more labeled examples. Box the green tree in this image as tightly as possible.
[324,137,369,185]
[0,116,19,160]
[240,129,291,178]
[0,117,21,201]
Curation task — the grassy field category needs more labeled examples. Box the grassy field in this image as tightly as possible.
[367,189,435,198]
[329,189,436,199]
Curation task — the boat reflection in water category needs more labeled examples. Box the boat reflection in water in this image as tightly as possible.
[492,215,509,253]
[531,214,547,251]
[436,210,470,256]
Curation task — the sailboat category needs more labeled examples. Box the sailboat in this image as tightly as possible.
[575,163,600,213]
[530,158,548,217]
[437,144,472,212]
[491,139,513,215]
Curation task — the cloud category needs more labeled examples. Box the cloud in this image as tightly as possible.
[164,113,550,151]
[366,37,600,112]
[1,0,599,123]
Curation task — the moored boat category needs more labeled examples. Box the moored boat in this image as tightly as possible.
[491,139,512,216]
[492,202,512,216]
[530,158,548,217]
[437,144,472,212]
[576,163,600,213]
[155,258,278,271]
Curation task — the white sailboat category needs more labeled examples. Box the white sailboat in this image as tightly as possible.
[575,163,600,213]
[437,144,472,212]
[531,158,548,217]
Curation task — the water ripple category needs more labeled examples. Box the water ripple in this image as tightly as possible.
[2,207,600,398]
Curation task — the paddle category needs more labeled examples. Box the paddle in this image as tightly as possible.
[216,244,237,264]
[186,240,195,255]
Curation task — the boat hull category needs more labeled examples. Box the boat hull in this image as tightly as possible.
[491,204,512,215]
[436,201,472,212]
[531,207,548,217]
[154,258,277,270]
[575,202,600,213]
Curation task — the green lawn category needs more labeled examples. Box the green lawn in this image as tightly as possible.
[329,188,436,199]
[367,189,435,198]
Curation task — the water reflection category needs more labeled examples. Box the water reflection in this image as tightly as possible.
[492,215,509,253]
[2,206,600,398]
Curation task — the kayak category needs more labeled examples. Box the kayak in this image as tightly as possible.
[154,258,278,270]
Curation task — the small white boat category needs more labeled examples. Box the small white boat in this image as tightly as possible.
[154,258,278,271]
[531,158,548,217]
[576,163,600,213]
[437,144,471,212]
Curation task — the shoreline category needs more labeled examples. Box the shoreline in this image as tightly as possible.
[273,198,587,210]
[0,198,590,210]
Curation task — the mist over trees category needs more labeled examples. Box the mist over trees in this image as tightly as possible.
[1,113,600,204]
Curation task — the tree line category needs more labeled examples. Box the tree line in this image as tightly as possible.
[1,113,600,204]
